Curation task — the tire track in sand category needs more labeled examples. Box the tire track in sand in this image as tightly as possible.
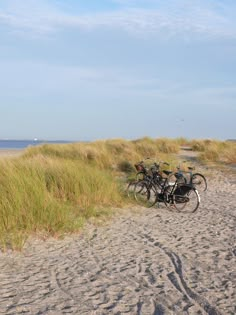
[140,232,222,315]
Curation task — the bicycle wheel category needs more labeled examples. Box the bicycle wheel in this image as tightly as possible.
[134,180,149,205]
[134,180,157,208]
[136,172,146,181]
[191,173,207,192]
[173,186,200,213]
[126,181,137,198]
[147,185,159,208]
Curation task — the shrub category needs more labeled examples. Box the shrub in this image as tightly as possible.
[117,160,134,173]
[190,140,206,152]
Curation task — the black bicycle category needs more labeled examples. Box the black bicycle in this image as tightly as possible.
[154,173,200,212]
[126,159,149,198]
[167,162,207,192]
[133,167,171,207]
[135,170,200,213]
[126,159,169,200]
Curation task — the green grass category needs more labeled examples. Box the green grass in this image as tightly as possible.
[0,156,123,250]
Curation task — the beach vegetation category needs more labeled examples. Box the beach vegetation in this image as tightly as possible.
[188,139,236,164]
[1,136,234,250]
[0,137,179,250]
[0,156,123,250]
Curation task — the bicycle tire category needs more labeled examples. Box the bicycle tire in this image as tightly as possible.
[136,172,146,181]
[146,185,159,208]
[134,180,159,207]
[191,173,207,192]
[134,180,150,206]
[126,181,137,198]
[173,186,200,213]
[148,174,168,208]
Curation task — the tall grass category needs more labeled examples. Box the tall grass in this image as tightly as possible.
[189,139,236,164]
[24,137,179,168]
[3,136,234,250]
[0,156,123,250]
[0,137,186,250]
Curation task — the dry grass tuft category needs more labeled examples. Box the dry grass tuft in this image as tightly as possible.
[190,139,236,164]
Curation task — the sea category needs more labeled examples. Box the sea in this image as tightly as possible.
[0,139,74,150]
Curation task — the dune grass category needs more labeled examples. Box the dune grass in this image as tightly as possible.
[0,156,123,250]
[23,137,179,168]
[0,137,180,250]
[1,136,234,250]
[188,139,236,164]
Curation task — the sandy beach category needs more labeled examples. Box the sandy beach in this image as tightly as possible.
[0,165,235,314]
[0,149,24,158]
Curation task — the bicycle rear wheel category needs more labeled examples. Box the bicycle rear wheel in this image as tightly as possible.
[173,186,200,213]
[191,173,207,192]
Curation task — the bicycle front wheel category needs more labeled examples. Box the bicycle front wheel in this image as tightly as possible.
[134,181,150,206]
[147,185,159,208]
[173,186,200,213]
[191,173,207,192]
[126,181,137,198]
[136,172,146,181]
[134,180,158,207]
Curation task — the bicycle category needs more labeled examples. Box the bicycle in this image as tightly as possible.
[152,173,201,213]
[133,162,171,207]
[126,158,149,198]
[167,161,207,192]
[126,159,169,201]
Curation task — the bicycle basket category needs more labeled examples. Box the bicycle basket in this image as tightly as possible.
[174,185,192,196]
[134,164,144,172]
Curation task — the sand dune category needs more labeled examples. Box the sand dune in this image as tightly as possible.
[0,168,235,314]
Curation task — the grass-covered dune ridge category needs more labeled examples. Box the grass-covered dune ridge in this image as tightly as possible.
[0,137,235,250]
[23,137,180,167]
[24,137,236,165]
[0,137,180,250]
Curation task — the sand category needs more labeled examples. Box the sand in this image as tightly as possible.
[0,165,235,314]
[0,149,24,158]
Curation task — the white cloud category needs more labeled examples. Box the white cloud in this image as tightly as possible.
[0,0,236,39]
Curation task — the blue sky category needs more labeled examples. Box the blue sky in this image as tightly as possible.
[0,0,235,141]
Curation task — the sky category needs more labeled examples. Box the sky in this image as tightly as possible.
[0,0,235,141]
